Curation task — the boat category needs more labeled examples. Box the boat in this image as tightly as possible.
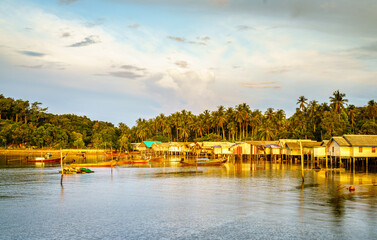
[59,167,94,174]
[70,161,117,168]
[148,157,164,162]
[106,151,129,158]
[26,153,66,163]
[116,159,149,165]
[179,158,227,166]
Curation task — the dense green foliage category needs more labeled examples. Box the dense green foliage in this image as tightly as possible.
[0,91,376,149]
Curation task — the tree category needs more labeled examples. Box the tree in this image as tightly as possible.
[330,90,348,117]
[297,96,308,112]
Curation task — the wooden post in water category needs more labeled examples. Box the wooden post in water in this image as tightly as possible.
[300,141,304,182]
[60,151,64,186]
[366,157,368,174]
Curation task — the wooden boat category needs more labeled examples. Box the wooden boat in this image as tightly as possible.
[70,161,117,168]
[106,152,129,158]
[148,157,164,162]
[26,153,66,163]
[179,158,227,166]
[116,159,149,165]
[59,167,94,174]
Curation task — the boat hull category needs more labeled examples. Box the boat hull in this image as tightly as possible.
[70,161,116,168]
[27,158,62,163]
[179,159,227,166]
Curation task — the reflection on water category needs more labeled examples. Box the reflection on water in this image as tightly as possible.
[1,154,377,239]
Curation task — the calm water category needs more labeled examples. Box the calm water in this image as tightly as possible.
[1,156,377,239]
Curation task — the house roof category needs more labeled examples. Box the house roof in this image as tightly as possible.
[343,135,377,147]
[246,141,279,146]
[285,141,321,150]
[285,142,300,150]
[142,141,161,148]
[330,137,351,147]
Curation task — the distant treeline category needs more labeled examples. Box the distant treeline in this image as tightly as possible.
[0,91,376,149]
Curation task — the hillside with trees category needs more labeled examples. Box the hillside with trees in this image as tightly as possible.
[0,91,376,149]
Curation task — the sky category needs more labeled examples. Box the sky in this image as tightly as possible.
[0,0,376,126]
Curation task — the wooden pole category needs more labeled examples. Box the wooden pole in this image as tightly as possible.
[60,151,63,174]
[300,141,304,182]
[60,151,64,186]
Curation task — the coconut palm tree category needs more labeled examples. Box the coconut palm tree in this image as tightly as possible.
[329,90,348,117]
[216,105,227,139]
[297,96,308,112]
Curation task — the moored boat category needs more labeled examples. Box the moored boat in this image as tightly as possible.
[116,159,149,165]
[148,157,164,162]
[26,153,66,163]
[70,161,117,168]
[59,167,94,174]
[179,158,227,166]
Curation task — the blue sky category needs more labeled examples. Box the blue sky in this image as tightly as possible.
[0,0,376,126]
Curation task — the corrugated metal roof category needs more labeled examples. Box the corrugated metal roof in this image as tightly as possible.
[331,137,350,147]
[343,135,377,146]
[143,141,161,148]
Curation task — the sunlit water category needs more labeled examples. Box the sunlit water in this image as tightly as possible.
[1,155,377,239]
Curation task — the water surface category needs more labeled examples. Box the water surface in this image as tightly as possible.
[1,158,376,239]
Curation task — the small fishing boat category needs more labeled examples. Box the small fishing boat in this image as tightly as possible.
[179,158,227,166]
[116,159,149,165]
[59,167,94,174]
[70,161,117,168]
[26,153,66,163]
[148,157,164,162]
[106,152,129,158]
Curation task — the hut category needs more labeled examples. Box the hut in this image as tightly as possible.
[212,142,233,156]
[313,140,329,160]
[169,142,182,155]
[327,135,377,169]
[138,141,162,153]
[151,143,170,156]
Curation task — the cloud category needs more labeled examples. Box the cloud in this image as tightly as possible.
[197,36,210,41]
[236,25,254,31]
[268,66,291,74]
[18,51,45,57]
[188,41,206,46]
[120,64,146,71]
[59,0,79,5]
[128,23,140,29]
[85,18,105,27]
[61,32,71,38]
[175,61,188,68]
[167,36,186,42]
[168,36,208,45]
[155,69,216,111]
[320,2,337,10]
[17,64,43,69]
[239,81,281,89]
[168,36,186,42]
[109,71,144,79]
[68,35,99,47]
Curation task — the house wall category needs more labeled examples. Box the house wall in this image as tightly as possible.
[169,146,181,152]
[313,147,326,158]
[328,141,341,157]
[271,148,281,155]
[340,147,351,157]
[352,146,377,157]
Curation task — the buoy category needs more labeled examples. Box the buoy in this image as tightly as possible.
[349,185,355,192]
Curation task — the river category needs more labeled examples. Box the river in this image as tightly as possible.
[0,155,376,239]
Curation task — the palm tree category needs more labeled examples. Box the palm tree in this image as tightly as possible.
[329,90,348,117]
[347,105,357,133]
[367,100,376,122]
[258,123,275,141]
[216,105,227,139]
[297,96,308,112]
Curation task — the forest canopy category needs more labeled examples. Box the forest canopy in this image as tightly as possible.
[0,92,376,149]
